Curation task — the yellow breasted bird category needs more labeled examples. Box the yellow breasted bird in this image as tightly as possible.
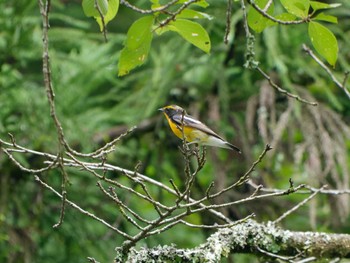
[159,105,241,153]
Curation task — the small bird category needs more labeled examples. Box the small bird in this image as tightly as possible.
[159,105,241,153]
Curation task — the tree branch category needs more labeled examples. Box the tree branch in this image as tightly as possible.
[118,220,350,261]
[302,44,350,100]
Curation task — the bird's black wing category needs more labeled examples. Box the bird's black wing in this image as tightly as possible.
[172,114,224,140]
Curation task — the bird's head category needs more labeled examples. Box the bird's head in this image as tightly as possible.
[159,105,185,118]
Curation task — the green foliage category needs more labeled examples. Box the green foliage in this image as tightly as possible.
[308,21,338,67]
[280,0,309,18]
[118,16,154,76]
[247,0,275,33]
[95,0,119,31]
[82,0,213,75]
[82,0,109,16]
[166,19,211,53]
[247,0,340,66]
[82,0,119,30]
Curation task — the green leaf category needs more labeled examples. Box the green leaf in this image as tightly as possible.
[82,0,108,17]
[247,0,274,33]
[95,0,119,31]
[308,21,338,66]
[310,1,341,11]
[266,13,296,27]
[125,16,154,50]
[176,9,213,20]
[118,16,154,76]
[168,19,211,53]
[313,12,337,24]
[275,13,297,21]
[280,0,310,18]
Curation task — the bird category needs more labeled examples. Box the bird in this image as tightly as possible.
[159,105,241,153]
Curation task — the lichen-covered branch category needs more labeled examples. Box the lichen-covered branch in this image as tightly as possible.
[117,219,350,262]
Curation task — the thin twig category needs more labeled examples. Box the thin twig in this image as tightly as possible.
[224,0,232,44]
[302,44,350,100]
[239,0,318,106]
[120,0,179,14]
[206,144,272,201]
[38,0,69,227]
[1,147,58,173]
[66,152,170,210]
[179,213,254,229]
[97,182,146,230]
[159,0,200,27]
[256,245,302,261]
[34,175,132,238]
[262,0,273,12]
[87,257,100,263]
[0,137,232,223]
[256,67,318,106]
[273,185,327,224]
[247,0,309,25]
[247,180,350,195]
[189,184,305,212]
[94,0,108,42]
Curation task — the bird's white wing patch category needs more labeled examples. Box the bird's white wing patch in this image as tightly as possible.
[183,115,202,125]
[203,136,232,149]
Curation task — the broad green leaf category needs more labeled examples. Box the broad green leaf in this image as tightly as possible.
[177,0,209,8]
[275,13,296,21]
[82,0,108,17]
[168,19,210,53]
[266,13,296,27]
[313,12,337,24]
[118,40,152,76]
[125,16,154,50]
[308,21,338,66]
[177,9,213,20]
[154,26,170,35]
[247,0,274,33]
[118,16,154,76]
[310,1,341,11]
[280,0,310,18]
[96,0,119,31]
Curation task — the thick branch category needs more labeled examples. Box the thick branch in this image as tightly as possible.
[118,220,350,261]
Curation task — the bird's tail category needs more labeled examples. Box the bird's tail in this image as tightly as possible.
[225,142,242,154]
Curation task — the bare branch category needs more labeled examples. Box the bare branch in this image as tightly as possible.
[159,0,201,27]
[1,146,58,173]
[189,184,305,212]
[273,185,327,224]
[255,245,302,261]
[119,220,350,261]
[239,0,317,106]
[302,44,350,100]
[224,0,233,44]
[262,0,273,12]
[246,0,309,25]
[205,144,272,200]
[120,0,179,14]
[256,67,318,106]
[97,182,146,230]
[179,213,254,229]
[34,175,132,239]
[248,180,350,195]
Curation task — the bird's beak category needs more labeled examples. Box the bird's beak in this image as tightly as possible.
[158,108,164,112]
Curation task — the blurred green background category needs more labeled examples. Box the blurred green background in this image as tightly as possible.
[1,0,350,262]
